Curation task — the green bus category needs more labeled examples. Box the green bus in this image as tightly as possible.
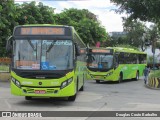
[6,24,86,101]
[86,47,147,83]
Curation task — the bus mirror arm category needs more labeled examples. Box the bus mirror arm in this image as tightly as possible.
[75,43,80,56]
[114,57,119,69]
[114,64,118,70]
[6,36,13,52]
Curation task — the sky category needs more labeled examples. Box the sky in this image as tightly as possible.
[14,0,127,32]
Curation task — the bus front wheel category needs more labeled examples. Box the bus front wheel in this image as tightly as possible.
[68,94,76,101]
[96,80,100,83]
[25,96,32,100]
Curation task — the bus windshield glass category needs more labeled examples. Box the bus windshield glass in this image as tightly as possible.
[87,53,113,69]
[13,39,73,70]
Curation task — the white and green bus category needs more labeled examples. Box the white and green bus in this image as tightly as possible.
[86,47,147,83]
[6,25,86,101]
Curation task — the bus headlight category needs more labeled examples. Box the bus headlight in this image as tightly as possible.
[11,77,21,88]
[106,72,113,77]
[60,78,73,89]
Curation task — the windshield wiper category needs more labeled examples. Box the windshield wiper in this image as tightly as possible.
[46,41,56,52]
[27,40,35,51]
[27,40,38,60]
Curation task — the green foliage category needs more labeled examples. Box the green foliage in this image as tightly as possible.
[123,19,146,48]
[15,2,55,25]
[114,44,139,51]
[55,8,108,46]
[1,2,108,56]
[111,0,160,23]
[147,56,154,63]
[108,35,128,47]
[0,0,18,57]
[149,70,160,78]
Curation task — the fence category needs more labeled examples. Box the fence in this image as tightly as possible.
[0,57,11,73]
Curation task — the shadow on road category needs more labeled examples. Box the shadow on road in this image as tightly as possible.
[14,97,77,107]
[88,79,138,84]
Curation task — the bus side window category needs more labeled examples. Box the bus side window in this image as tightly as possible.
[118,52,125,64]
[139,54,146,64]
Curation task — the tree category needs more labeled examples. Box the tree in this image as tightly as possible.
[123,18,147,49]
[15,1,55,25]
[55,8,108,46]
[0,0,18,57]
[110,0,160,24]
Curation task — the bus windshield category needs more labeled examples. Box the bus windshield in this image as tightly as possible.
[13,39,73,70]
[87,53,113,69]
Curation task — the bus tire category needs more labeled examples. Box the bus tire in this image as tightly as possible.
[79,86,83,91]
[135,71,139,81]
[25,96,32,100]
[68,94,76,101]
[96,80,100,83]
[118,73,123,83]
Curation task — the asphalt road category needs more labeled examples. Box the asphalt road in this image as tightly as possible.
[0,78,160,120]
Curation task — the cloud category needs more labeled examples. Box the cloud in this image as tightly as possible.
[15,0,126,32]
[54,0,125,32]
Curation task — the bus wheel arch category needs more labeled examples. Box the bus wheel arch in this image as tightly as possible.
[25,96,32,100]
[135,70,139,81]
[68,77,78,101]
[79,74,84,91]
[68,94,76,101]
[118,72,123,83]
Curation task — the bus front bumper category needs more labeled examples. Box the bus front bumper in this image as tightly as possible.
[11,81,75,97]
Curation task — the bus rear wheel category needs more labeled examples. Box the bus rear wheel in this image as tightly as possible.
[135,72,139,81]
[118,74,123,83]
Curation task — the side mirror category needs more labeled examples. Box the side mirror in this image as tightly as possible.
[75,43,80,56]
[113,54,119,69]
[6,36,13,52]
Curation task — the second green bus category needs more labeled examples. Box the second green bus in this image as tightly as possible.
[86,47,147,83]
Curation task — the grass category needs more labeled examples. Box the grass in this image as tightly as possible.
[0,65,9,72]
[149,70,160,78]
[0,64,10,81]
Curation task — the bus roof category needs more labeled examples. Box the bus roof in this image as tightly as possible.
[19,24,70,27]
[107,47,146,54]
[89,47,146,54]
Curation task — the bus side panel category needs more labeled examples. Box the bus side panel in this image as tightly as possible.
[75,61,86,91]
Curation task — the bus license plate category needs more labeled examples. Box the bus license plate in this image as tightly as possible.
[35,90,46,94]
[95,76,101,79]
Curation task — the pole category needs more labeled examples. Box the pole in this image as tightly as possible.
[152,39,156,69]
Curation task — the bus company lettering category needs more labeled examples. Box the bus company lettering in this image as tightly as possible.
[42,40,72,46]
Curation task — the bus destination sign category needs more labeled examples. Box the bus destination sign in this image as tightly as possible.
[92,49,111,53]
[20,27,65,35]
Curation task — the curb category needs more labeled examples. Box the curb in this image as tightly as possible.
[146,76,160,90]
[145,84,160,90]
